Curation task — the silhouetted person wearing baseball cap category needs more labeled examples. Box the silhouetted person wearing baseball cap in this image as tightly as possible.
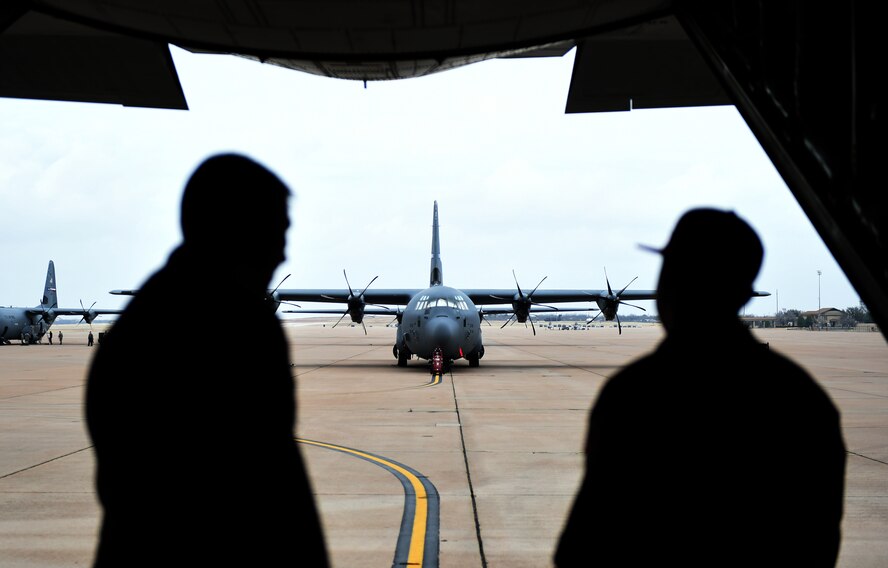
[86,153,329,567]
[555,208,846,567]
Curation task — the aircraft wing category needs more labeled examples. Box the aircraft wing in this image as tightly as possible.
[116,288,768,305]
[479,306,600,316]
[274,289,420,306]
[26,306,124,325]
[26,307,124,316]
[46,307,125,317]
[283,308,399,316]
[463,289,769,304]
[111,287,421,306]
[461,289,659,304]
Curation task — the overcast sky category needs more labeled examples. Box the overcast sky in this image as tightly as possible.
[0,45,860,319]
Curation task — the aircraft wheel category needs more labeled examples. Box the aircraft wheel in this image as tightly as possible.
[397,352,409,367]
[21,333,31,345]
[468,356,480,367]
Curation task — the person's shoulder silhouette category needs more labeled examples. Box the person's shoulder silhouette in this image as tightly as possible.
[86,153,329,567]
[555,208,846,568]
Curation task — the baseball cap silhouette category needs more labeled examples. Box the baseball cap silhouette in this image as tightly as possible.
[640,208,763,291]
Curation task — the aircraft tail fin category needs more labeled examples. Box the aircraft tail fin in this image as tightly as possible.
[430,201,443,286]
[42,260,58,308]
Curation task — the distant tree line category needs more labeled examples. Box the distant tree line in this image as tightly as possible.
[773,304,873,328]
[519,303,873,327]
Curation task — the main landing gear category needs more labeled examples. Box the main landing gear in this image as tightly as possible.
[393,345,410,367]
[466,346,484,367]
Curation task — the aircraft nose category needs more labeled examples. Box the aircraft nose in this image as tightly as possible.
[426,316,460,356]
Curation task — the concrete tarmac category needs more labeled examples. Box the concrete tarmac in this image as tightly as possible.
[1,320,886,567]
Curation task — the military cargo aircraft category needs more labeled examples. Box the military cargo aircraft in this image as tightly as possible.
[273,202,668,374]
[1,261,123,344]
[108,202,769,372]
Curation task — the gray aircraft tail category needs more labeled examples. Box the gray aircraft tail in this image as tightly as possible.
[42,260,58,308]
[430,201,443,286]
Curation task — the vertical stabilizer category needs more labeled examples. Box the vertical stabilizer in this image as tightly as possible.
[43,260,58,308]
[430,201,443,286]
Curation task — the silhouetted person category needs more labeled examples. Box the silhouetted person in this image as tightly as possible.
[87,330,94,347]
[58,330,63,345]
[555,208,846,567]
[86,154,329,567]
[48,330,53,345]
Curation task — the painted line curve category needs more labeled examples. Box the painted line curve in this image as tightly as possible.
[296,438,440,568]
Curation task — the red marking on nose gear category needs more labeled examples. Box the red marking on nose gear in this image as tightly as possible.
[458,347,464,358]
[432,347,444,374]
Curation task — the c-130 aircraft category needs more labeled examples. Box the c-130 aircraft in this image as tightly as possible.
[273,202,665,374]
[1,261,124,345]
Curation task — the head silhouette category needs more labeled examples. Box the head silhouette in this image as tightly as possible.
[179,153,291,290]
[648,208,763,333]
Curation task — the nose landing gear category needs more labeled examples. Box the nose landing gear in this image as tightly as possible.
[431,347,444,376]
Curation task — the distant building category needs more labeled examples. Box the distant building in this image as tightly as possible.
[740,315,777,328]
[801,307,846,327]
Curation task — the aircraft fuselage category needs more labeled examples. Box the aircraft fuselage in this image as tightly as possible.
[0,307,54,344]
[397,284,483,365]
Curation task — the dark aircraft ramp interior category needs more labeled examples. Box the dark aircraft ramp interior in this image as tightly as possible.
[2,1,883,338]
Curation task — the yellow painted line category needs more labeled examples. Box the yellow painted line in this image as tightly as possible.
[423,373,442,388]
[296,438,429,567]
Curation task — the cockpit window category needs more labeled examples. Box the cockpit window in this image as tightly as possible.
[414,296,467,311]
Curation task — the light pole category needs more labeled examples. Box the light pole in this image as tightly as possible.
[817,270,822,310]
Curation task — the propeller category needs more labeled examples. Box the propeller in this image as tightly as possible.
[266,274,301,312]
[335,269,380,335]
[386,306,404,327]
[36,299,56,338]
[497,270,559,336]
[586,268,647,335]
[38,299,53,321]
[78,299,97,328]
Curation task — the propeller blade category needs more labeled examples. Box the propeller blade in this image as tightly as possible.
[332,311,349,329]
[620,301,647,312]
[343,269,354,296]
[604,268,613,296]
[586,312,602,324]
[616,276,639,298]
[530,315,537,336]
[361,321,368,335]
[529,275,548,298]
[271,274,291,295]
[361,275,379,294]
[500,313,515,329]
[512,269,524,297]
[617,314,622,335]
